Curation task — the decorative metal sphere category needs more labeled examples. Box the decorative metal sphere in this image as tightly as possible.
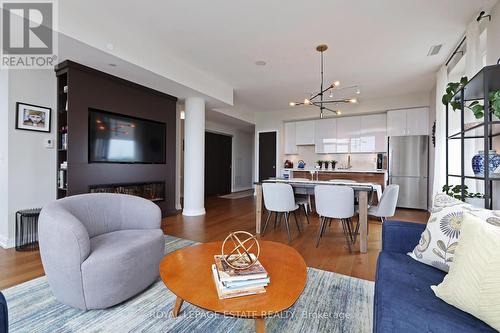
[221,231,261,270]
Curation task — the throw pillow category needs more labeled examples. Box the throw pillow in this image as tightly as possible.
[431,213,500,331]
[408,193,499,272]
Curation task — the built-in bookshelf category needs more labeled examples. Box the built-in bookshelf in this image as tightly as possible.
[56,69,68,199]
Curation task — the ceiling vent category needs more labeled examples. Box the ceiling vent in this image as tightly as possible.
[427,44,443,56]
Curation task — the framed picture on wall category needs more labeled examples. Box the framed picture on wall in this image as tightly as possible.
[15,102,51,133]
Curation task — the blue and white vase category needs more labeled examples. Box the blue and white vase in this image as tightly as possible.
[472,150,500,176]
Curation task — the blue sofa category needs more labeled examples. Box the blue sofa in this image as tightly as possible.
[0,291,7,333]
[374,221,495,333]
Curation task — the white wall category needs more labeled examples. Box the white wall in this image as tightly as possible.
[488,2,500,209]
[0,70,9,246]
[205,120,255,192]
[487,1,500,66]
[254,92,431,181]
[0,69,56,248]
[428,85,437,208]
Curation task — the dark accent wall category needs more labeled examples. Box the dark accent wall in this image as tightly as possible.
[56,60,178,216]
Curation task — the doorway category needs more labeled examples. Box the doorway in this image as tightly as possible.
[258,131,277,181]
[205,131,232,196]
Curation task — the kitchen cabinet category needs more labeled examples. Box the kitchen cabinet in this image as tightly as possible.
[295,120,315,145]
[360,114,387,152]
[337,117,361,153]
[387,108,429,136]
[284,122,297,154]
[314,118,337,153]
[406,107,429,135]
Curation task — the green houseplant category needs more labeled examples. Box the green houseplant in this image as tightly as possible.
[316,160,323,169]
[442,184,484,208]
[330,160,337,169]
[442,76,500,119]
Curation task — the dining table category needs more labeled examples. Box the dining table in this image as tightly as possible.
[254,178,376,253]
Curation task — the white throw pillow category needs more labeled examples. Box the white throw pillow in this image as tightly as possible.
[431,213,500,331]
[408,193,500,272]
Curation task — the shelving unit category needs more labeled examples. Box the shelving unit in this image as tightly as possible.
[56,68,68,199]
[445,64,500,208]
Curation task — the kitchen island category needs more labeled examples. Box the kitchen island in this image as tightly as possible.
[286,168,388,189]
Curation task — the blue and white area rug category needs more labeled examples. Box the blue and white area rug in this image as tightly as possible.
[3,236,374,332]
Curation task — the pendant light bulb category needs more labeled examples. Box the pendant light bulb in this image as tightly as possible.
[304,99,311,105]
[289,102,296,106]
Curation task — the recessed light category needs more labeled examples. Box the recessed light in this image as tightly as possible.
[106,43,114,51]
[255,60,266,66]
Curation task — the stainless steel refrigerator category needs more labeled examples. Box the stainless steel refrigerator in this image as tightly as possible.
[388,136,428,209]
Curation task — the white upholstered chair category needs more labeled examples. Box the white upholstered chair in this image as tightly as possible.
[262,183,302,242]
[314,185,355,252]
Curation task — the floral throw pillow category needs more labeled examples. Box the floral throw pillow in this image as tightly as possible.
[407,193,500,272]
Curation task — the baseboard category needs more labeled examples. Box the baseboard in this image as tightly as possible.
[0,235,15,249]
[182,208,206,216]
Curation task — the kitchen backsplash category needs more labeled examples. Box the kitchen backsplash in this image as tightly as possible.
[284,146,385,170]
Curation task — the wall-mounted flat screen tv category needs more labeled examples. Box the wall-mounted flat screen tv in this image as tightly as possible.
[89,109,166,164]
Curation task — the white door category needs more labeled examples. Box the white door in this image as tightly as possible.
[284,122,297,154]
[387,110,407,136]
[406,107,429,136]
[314,118,337,153]
[295,120,315,145]
[337,117,361,153]
[360,114,387,152]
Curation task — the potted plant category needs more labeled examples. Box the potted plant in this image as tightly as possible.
[331,160,337,169]
[442,76,500,121]
[323,160,330,169]
[316,160,323,169]
[442,184,485,208]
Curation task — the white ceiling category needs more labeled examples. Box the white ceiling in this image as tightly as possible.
[59,0,497,113]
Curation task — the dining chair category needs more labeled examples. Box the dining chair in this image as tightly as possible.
[291,177,312,222]
[262,183,301,242]
[367,184,399,223]
[314,185,355,252]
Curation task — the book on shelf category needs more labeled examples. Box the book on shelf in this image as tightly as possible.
[214,254,268,282]
[60,133,68,150]
[211,265,266,300]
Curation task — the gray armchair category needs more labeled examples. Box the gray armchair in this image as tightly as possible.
[39,193,165,310]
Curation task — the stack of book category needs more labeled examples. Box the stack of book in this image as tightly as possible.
[211,254,269,299]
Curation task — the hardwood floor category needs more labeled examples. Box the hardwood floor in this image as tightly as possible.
[0,196,429,289]
[163,196,429,282]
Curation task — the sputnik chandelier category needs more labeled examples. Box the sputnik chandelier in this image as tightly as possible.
[289,44,360,119]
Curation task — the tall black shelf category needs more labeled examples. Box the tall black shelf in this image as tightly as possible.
[445,64,500,209]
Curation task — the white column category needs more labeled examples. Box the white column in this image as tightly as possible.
[182,96,206,216]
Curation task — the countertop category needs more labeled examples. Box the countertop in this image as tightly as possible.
[284,168,387,174]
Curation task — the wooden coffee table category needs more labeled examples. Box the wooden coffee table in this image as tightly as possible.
[159,241,307,333]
